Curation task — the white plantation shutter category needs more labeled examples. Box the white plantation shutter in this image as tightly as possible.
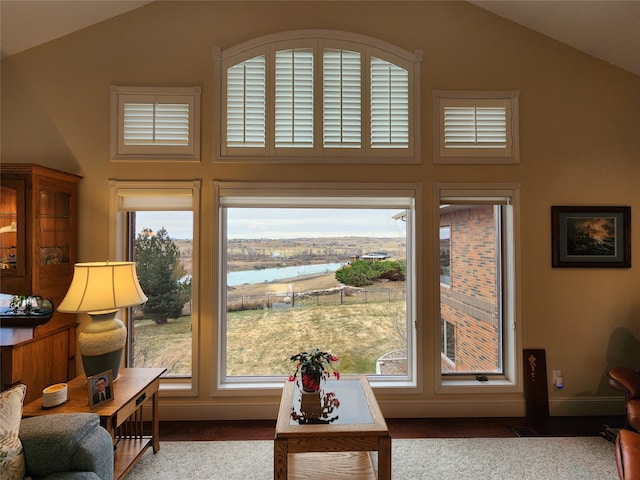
[110,86,201,160]
[443,106,507,148]
[275,49,314,148]
[227,56,266,147]
[323,48,361,148]
[370,57,409,149]
[434,91,519,164]
[123,102,190,146]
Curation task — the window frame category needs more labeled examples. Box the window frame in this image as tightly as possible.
[212,181,422,396]
[433,90,519,164]
[108,180,201,396]
[110,86,202,161]
[213,30,422,164]
[439,224,451,287]
[434,183,522,393]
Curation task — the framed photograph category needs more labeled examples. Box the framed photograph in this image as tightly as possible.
[552,206,631,268]
[87,370,114,407]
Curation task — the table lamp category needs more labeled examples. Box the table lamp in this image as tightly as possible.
[58,261,147,379]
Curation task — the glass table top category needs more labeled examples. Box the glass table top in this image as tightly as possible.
[290,378,374,425]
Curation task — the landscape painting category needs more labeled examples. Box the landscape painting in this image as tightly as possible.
[552,206,631,268]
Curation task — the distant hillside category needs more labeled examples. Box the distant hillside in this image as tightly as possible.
[172,236,406,276]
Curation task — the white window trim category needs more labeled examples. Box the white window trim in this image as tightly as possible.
[433,90,520,164]
[212,181,422,396]
[110,86,202,161]
[213,30,422,164]
[108,180,201,397]
[433,183,522,394]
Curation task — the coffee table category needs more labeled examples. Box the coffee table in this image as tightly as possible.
[275,376,391,480]
[22,367,166,480]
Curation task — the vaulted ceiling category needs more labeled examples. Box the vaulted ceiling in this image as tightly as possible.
[1,1,639,76]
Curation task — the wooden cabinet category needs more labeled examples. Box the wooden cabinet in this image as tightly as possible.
[1,164,82,404]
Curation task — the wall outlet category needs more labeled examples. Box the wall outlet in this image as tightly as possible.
[552,370,564,389]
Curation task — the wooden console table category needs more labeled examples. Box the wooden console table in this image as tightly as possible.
[22,367,166,480]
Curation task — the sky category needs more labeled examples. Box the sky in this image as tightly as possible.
[136,208,405,240]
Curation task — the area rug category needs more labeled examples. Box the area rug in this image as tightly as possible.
[126,437,617,480]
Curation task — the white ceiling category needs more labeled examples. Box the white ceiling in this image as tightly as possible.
[471,0,640,76]
[0,0,153,58]
[1,1,639,76]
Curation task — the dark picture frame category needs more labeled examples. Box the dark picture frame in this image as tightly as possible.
[87,369,114,407]
[551,206,631,268]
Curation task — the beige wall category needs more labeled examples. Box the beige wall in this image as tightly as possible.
[2,1,639,419]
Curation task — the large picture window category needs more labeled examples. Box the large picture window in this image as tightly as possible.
[215,182,419,390]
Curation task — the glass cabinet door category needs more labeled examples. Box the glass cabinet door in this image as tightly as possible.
[39,185,72,267]
[0,180,25,275]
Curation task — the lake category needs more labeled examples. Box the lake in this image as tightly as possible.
[228,262,344,286]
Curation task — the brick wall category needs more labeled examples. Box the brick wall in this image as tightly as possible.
[440,205,500,373]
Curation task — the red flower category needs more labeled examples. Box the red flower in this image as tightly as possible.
[289,348,340,386]
[302,374,320,391]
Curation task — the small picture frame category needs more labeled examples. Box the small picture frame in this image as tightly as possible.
[551,206,631,268]
[87,370,114,407]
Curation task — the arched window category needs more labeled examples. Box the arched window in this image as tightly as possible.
[214,30,422,163]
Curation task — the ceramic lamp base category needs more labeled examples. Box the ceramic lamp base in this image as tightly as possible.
[81,349,124,379]
[78,311,127,379]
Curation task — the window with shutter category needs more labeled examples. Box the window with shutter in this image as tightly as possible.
[215,31,421,163]
[275,48,314,148]
[371,57,409,149]
[433,90,519,164]
[227,56,266,147]
[110,86,201,160]
[323,48,361,148]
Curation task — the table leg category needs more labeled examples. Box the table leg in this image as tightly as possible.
[378,436,392,480]
[274,438,288,480]
[151,387,160,453]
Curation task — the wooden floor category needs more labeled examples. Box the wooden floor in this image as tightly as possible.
[159,415,626,441]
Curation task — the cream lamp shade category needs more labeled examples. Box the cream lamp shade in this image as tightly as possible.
[58,261,147,314]
[58,262,147,379]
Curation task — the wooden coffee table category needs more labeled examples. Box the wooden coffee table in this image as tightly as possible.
[22,367,166,480]
[274,376,391,480]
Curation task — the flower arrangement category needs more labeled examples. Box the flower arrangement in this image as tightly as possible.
[289,348,340,392]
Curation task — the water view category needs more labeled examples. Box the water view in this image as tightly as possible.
[228,262,344,286]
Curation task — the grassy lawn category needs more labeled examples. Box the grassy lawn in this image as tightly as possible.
[133,300,406,377]
[133,316,193,375]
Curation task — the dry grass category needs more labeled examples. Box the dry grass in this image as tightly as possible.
[133,318,193,375]
[133,267,407,376]
[226,300,406,376]
[133,295,406,377]
[227,272,343,297]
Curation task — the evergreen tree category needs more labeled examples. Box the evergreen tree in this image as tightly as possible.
[135,227,188,324]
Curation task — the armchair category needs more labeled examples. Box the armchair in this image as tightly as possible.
[607,367,640,480]
[607,366,640,431]
[0,384,113,480]
[20,413,114,480]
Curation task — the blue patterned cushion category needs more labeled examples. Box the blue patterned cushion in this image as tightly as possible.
[0,384,27,480]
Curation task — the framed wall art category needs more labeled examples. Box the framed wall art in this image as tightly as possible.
[551,206,631,268]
